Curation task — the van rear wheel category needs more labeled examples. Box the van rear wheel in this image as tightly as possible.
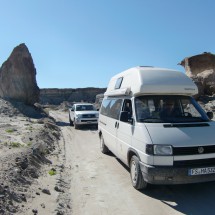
[130,155,147,190]
[100,134,109,154]
[69,114,73,126]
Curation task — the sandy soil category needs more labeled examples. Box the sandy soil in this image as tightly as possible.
[0,99,71,215]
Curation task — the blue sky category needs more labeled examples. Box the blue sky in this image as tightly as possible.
[0,0,215,88]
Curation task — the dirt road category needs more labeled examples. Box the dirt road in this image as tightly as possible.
[51,110,215,215]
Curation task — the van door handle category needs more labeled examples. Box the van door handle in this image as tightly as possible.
[115,122,119,129]
[99,120,106,126]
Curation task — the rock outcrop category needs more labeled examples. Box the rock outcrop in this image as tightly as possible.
[40,88,106,105]
[0,43,40,105]
[179,52,215,96]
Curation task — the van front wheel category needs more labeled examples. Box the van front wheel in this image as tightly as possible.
[130,155,147,190]
[74,122,78,129]
[100,135,109,154]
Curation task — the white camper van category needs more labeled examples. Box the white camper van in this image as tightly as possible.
[98,66,214,190]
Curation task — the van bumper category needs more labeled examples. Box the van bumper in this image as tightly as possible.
[139,162,215,185]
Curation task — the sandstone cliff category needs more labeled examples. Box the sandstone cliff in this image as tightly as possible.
[40,88,106,105]
[179,52,215,96]
[0,43,40,105]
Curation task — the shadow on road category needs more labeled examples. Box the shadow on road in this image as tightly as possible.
[116,157,130,172]
[56,121,70,127]
[142,182,215,215]
[115,157,215,215]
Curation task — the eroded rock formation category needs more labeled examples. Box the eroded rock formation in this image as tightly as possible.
[0,43,39,105]
[179,52,215,96]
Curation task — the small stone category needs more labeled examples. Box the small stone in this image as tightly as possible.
[42,188,51,195]
[54,186,64,193]
[41,203,45,208]
[15,157,21,162]
[59,203,65,208]
[20,158,28,170]
[21,194,27,202]
[32,209,38,214]
[58,164,65,169]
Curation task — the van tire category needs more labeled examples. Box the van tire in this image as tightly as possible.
[69,114,73,126]
[100,134,109,154]
[74,122,78,129]
[130,155,147,190]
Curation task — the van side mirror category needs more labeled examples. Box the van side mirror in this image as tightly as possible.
[207,111,213,120]
[120,111,133,124]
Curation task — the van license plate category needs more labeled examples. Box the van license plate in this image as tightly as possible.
[188,167,215,176]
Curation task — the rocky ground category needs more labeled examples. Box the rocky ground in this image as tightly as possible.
[198,95,215,113]
[0,99,71,215]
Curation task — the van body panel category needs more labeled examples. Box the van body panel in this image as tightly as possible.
[174,153,215,161]
[145,122,215,147]
[130,123,153,165]
[117,119,154,165]
[99,115,118,155]
[153,156,173,166]
[137,69,197,96]
[116,121,133,163]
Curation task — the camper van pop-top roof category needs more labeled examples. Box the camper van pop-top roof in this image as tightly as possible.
[104,67,198,97]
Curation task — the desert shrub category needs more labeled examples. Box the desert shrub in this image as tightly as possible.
[10,142,21,147]
[27,142,32,147]
[5,129,15,133]
[48,169,56,176]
